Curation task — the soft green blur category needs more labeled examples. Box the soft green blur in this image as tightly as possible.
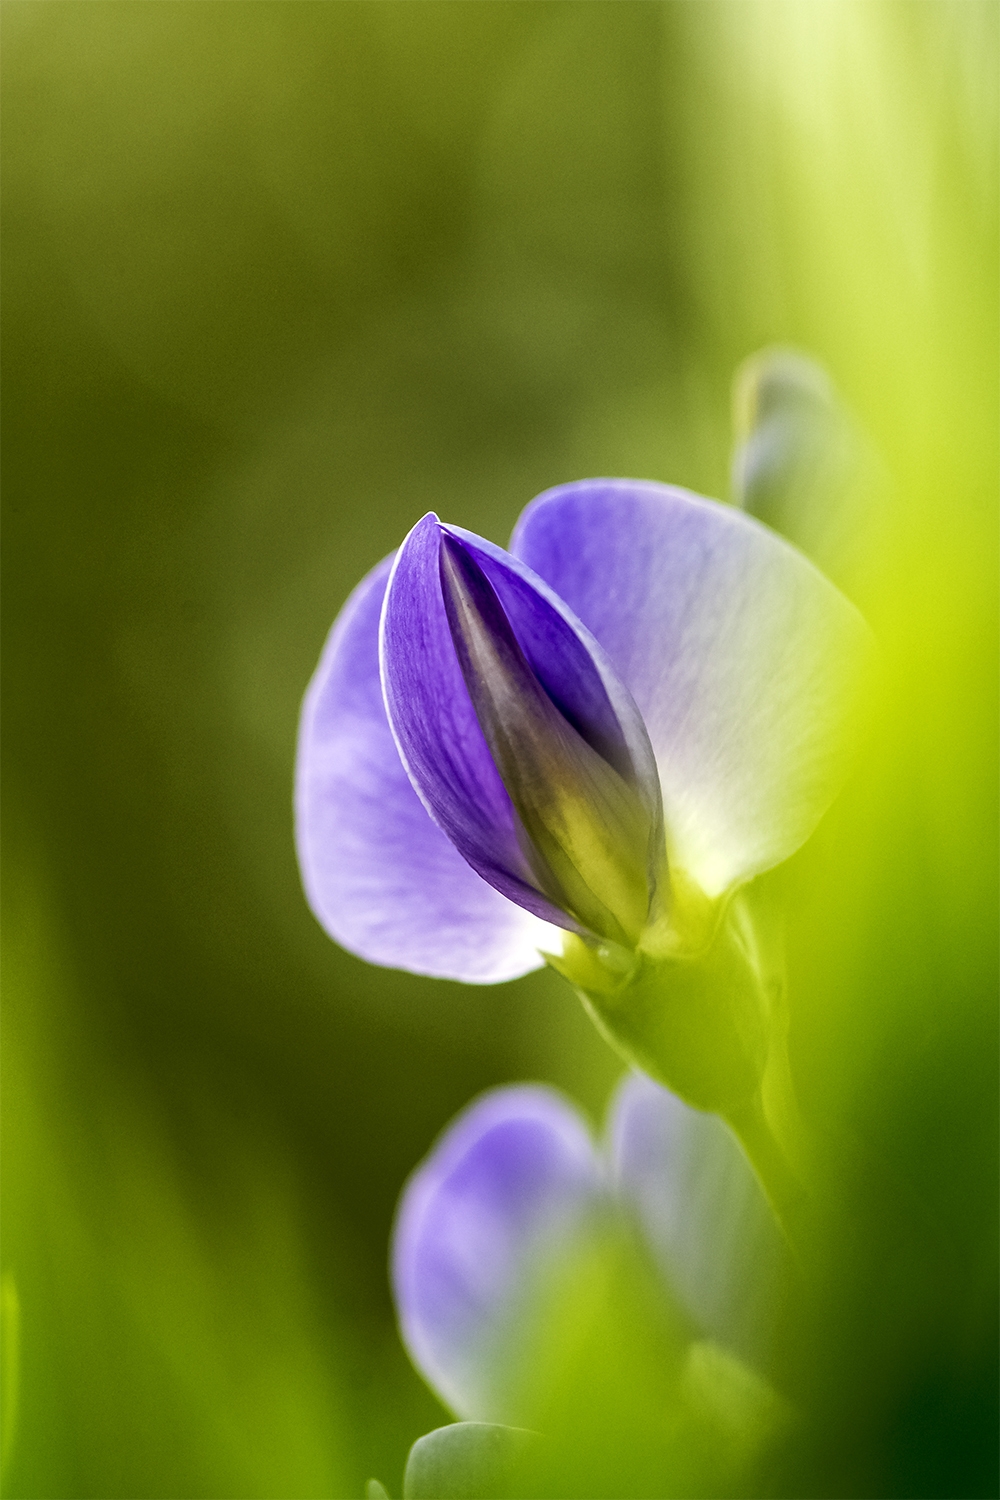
[2,3,996,1497]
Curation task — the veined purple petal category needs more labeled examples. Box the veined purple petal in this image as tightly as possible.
[438,531,660,945]
[392,1086,601,1422]
[380,514,663,941]
[608,1072,789,1370]
[445,527,659,806]
[511,481,874,897]
[294,555,559,983]
[380,516,564,931]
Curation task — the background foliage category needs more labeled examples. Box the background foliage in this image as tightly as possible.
[2,3,996,1496]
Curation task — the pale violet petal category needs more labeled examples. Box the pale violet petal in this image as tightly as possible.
[511,479,874,896]
[392,1086,601,1422]
[608,1072,790,1370]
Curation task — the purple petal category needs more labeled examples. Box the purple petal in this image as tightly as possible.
[381,516,564,930]
[438,531,660,945]
[381,514,662,938]
[294,555,559,983]
[608,1072,789,1369]
[511,481,874,897]
[392,1085,601,1422]
[446,527,659,808]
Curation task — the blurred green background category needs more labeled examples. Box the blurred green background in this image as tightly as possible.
[1,3,996,1496]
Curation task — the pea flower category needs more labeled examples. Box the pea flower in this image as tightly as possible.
[391,1077,790,1498]
[295,480,871,1147]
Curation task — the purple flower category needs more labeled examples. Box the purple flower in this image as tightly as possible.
[391,1085,599,1423]
[391,1076,788,1425]
[295,479,870,986]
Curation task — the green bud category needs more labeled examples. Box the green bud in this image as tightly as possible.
[731,346,864,582]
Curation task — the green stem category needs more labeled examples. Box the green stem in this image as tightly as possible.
[725,1089,810,1259]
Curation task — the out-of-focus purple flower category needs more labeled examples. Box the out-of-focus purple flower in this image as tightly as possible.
[392,1076,788,1425]
[391,1086,600,1423]
[295,480,870,986]
[610,1072,789,1368]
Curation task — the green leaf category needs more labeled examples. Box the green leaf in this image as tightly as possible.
[402,1422,538,1500]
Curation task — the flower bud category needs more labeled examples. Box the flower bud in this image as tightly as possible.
[731,347,861,574]
[439,531,664,947]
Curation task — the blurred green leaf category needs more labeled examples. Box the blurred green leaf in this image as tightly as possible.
[403,1423,538,1500]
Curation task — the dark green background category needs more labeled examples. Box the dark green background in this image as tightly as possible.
[2,4,997,1496]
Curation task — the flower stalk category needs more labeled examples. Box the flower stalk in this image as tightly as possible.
[548,884,813,1253]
